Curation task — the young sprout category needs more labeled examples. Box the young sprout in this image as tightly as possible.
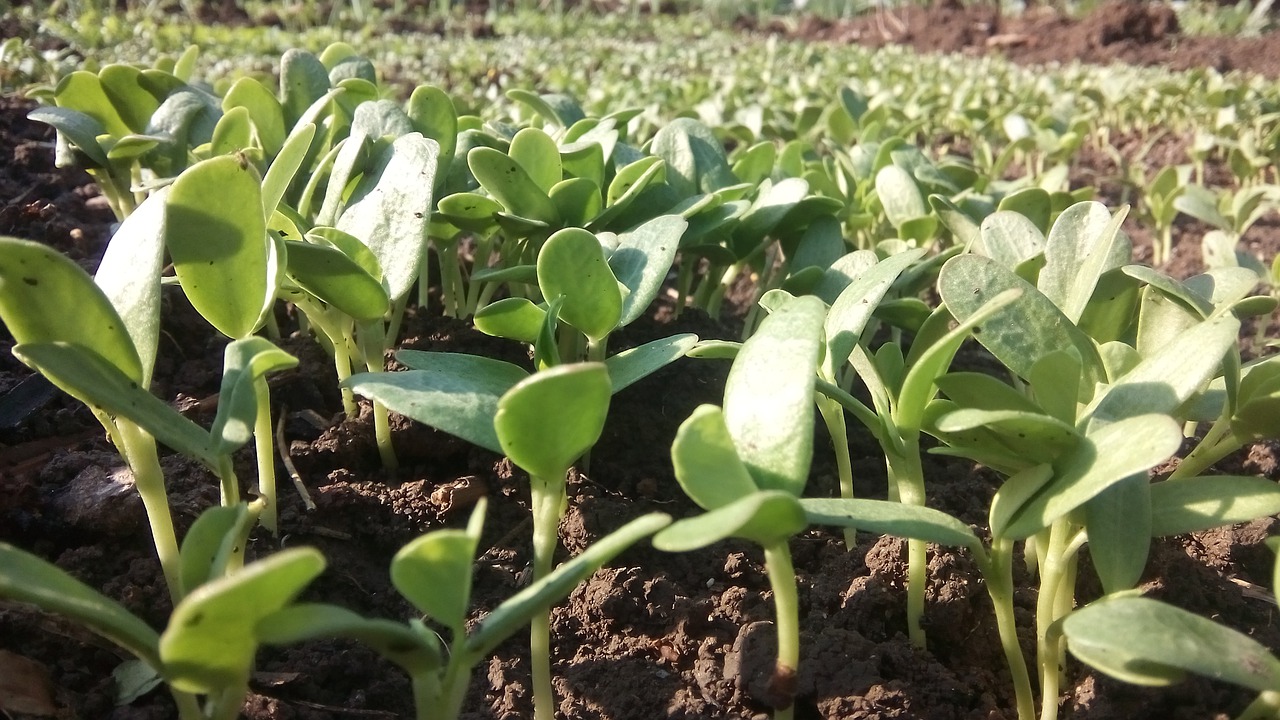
[0,503,325,720]
[258,500,670,720]
[493,362,611,720]
[654,292,826,720]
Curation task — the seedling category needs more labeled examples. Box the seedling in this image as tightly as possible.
[654,292,827,720]
[0,503,324,720]
[259,500,671,720]
[1062,531,1280,720]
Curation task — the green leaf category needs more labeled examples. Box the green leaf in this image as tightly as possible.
[896,288,1022,430]
[494,363,611,481]
[26,105,109,170]
[13,343,217,466]
[337,133,440,302]
[280,49,331,128]
[346,352,529,454]
[934,372,1042,414]
[875,165,926,228]
[978,211,1044,271]
[989,464,1055,541]
[996,187,1051,234]
[392,499,486,635]
[1001,414,1182,540]
[0,542,161,669]
[474,297,546,344]
[55,70,131,138]
[670,404,759,510]
[800,498,982,553]
[467,512,670,660]
[258,603,441,675]
[1063,596,1280,691]
[1086,314,1240,428]
[549,177,602,227]
[261,122,315,220]
[609,215,687,327]
[178,504,254,597]
[161,548,325,694]
[933,408,1079,463]
[94,188,168,387]
[166,155,269,339]
[939,254,1105,401]
[406,84,457,182]
[606,334,698,394]
[222,77,286,159]
[1038,202,1128,323]
[651,117,737,197]
[208,338,298,455]
[652,490,807,551]
[284,240,390,321]
[210,106,253,156]
[98,64,161,135]
[1084,475,1151,594]
[509,127,561,194]
[437,192,503,233]
[824,248,926,375]
[537,228,622,342]
[723,294,825,496]
[468,146,559,226]
[1150,476,1280,536]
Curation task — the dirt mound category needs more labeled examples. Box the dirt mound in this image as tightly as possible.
[760,1,1280,78]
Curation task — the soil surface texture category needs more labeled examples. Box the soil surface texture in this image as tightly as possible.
[2,12,1280,717]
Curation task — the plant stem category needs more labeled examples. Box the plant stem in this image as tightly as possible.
[169,688,202,720]
[115,420,182,604]
[982,538,1036,720]
[1170,413,1238,479]
[410,671,442,720]
[886,438,928,648]
[1236,690,1280,720]
[816,394,856,549]
[205,685,248,720]
[253,377,278,535]
[529,473,565,720]
[1035,521,1072,720]
[358,321,398,474]
[763,541,800,720]
[439,658,474,720]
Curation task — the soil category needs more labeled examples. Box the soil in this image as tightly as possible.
[3,5,1280,717]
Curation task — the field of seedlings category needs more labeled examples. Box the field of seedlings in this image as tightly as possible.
[1,2,1280,719]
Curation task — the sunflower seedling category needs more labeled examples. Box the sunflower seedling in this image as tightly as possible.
[258,500,671,720]
[0,503,324,720]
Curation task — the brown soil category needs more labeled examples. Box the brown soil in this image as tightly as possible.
[750,0,1280,79]
[1,29,1280,718]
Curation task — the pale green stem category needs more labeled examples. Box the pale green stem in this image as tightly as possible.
[418,240,433,310]
[529,473,565,720]
[1035,521,1073,720]
[169,689,202,720]
[1171,413,1239,479]
[205,685,248,720]
[816,394,856,549]
[334,343,358,418]
[1236,690,1280,720]
[763,541,800,720]
[672,256,696,320]
[411,671,442,720]
[386,294,410,349]
[115,420,182,604]
[886,439,928,648]
[253,377,278,535]
[215,453,240,507]
[982,538,1036,720]
[358,321,397,474]
[586,336,608,364]
[439,658,474,720]
[463,235,497,316]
